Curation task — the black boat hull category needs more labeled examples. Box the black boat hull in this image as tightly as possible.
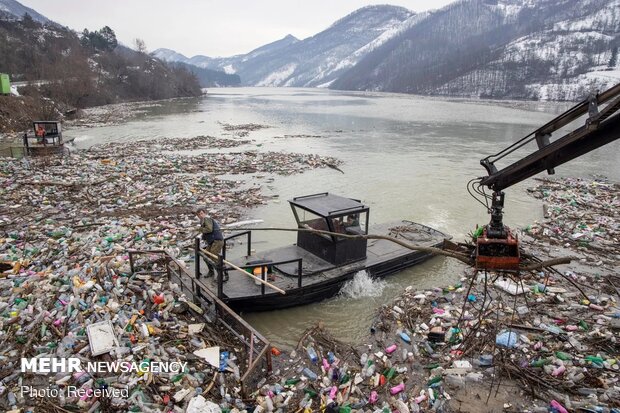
[223,247,439,313]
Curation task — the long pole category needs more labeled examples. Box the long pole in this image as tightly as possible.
[199,248,286,295]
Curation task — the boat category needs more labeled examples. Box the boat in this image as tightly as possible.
[195,193,451,312]
[23,121,67,156]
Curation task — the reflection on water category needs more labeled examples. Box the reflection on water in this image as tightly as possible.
[65,87,620,347]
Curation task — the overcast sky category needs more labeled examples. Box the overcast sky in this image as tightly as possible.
[19,1,455,57]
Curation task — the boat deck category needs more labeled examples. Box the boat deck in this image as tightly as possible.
[197,221,446,300]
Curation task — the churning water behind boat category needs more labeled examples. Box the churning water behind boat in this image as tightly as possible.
[339,271,387,299]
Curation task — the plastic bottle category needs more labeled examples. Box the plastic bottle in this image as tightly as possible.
[306,346,318,364]
[426,375,442,386]
[423,341,434,355]
[369,390,379,404]
[385,344,397,354]
[265,396,274,412]
[8,392,17,407]
[329,386,338,399]
[412,343,420,356]
[397,329,411,343]
[331,367,340,381]
[390,382,405,395]
[302,368,318,381]
[360,353,368,366]
[585,355,604,366]
[299,394,310,408]
[284,378,300,386]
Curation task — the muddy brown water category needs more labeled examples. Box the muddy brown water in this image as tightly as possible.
[66,87,620,348]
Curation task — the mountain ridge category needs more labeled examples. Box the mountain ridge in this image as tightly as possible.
[153,5,413,88]
[0,0,49,23]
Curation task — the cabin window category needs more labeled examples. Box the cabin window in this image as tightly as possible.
[292,207,331,238]
[330,211,367,235]
[346,211,367,235]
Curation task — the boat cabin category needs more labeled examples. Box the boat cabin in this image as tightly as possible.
[23,121,65,156]
[32,121,62,146]
[289,193,369,265]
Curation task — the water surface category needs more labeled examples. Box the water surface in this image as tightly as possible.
[66,88,620,347]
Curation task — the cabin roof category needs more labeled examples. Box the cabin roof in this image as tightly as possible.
[288,193,367,217]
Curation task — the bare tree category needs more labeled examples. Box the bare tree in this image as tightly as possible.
[134,38,147,54]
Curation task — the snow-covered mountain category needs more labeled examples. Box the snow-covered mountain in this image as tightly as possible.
[153,5,413,87]
[0,0,49,23]
[331,0,620,100]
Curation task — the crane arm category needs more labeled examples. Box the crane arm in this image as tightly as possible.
[480,82,620,191]
[472,82,620,271]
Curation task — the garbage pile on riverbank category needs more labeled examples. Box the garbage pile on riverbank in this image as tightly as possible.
[249,265,617,413]
[0,131,343,411]
[525,177,619,262]
[0,254,251,412]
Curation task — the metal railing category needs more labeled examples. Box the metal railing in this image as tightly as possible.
[127,249,272,396]
[195,235,305,297]
[222,230,252,261]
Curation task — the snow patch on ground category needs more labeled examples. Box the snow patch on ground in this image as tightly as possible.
[528,68,620,101]
[554,0,620,31]
[222,64,236,74]
[256,63,297,87]
[315,79,336,88]
[332,12,430,74]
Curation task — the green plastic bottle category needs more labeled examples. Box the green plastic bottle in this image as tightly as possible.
[427,375,442,386]
[171,372,185,383]
[555,351,572,361]
[531,358,550,367]
[303,388,317,398]
[584,355,604,366]
[285,378,301,386]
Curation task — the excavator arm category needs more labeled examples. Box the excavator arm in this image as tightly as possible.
[474,82,620,271]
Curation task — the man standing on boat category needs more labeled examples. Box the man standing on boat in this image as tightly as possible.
[196,207,224,277]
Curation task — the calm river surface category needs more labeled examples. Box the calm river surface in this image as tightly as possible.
[66,87,620,347]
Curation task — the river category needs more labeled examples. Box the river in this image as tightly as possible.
[66,87,620,347]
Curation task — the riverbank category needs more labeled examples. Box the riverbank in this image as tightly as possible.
[1,112,618,412]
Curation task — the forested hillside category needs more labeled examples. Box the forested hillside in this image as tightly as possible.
[0,14,202,109]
